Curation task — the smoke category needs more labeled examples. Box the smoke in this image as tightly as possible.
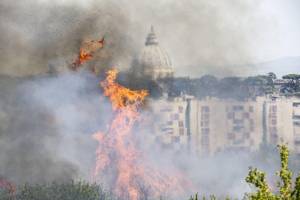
[0,0,277,77]
[0,69,287,198]
[140,123,268,198]
[119,0,276,77]
[0,0,135,76]
[135,121,284,199]
[0,0,291,199]
[0,71,113,183]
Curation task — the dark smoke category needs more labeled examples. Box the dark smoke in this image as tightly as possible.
[0,0,135,76]
[0,0,276,77]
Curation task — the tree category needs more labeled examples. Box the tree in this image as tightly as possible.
[218,77,245,99]
[282,74,300,94]
[244,74,275,96]
[246,145,300,200]
[268,72,277,81]
[191,75,218,99]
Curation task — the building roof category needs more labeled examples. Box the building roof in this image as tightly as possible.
[139,26,173,70]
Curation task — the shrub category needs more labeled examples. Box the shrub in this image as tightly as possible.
[189,145,300,200]
[245,145,300,200]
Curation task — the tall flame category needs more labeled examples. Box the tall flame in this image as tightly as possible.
[93,69,188,200]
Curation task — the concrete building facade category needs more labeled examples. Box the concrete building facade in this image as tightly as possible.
[151,96,300,156]
[151,98,189,151]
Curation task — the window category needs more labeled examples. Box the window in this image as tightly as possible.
[172,114,179,120]
[293,115,300,120]
[178,121,184,127]
[249,106,254,112]
[271,105,277,112]
[270,133,278,142]
[179,128,185,135]
[201,120,209,127]
[269,127,277,134]
[161,127,173,132]
[234,119,243,124]
[201,135,209,145]
[178,106,184,113]
[172,136,180,143]
[233,105,244,111]
[227,112,234,119]
[201,106,210,112]
[271,119,277,125]
[228,132,235,140]
[202,128,210,135]
[249,119,254,126]
[293,102,300,107]
[243,112,250,118]
[245,132,250,138]
[250,120,254,132]
[166,121,173,126]
[233,126,243,132]
[294,121,300,126]
[160,108,172,112]
[202,113,209,119]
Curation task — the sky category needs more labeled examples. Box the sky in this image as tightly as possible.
[259,0,300,58]
[0,0,299,77]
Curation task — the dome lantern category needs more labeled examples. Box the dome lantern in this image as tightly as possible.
[145,26,159,46]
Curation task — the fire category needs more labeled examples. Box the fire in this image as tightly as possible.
[71,37,104,70]
[93,69,189,200]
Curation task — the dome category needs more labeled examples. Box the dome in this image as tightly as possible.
[139,26,174,79]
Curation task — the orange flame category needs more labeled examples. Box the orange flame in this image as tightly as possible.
[71,38,104,70]
[93,69,190,200]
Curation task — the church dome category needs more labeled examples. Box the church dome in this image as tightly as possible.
[139,26,174,79]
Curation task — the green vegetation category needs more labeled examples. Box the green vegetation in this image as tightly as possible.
[0,181,112,200]
[190,145,300,200]
[282,74,300,94]
[245,145,300,200]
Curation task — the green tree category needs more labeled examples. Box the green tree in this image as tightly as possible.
[282,74,300,93]
[246,145,300,200]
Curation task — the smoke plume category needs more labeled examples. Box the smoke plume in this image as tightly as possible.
[0,0,290,199]
[0,0,276,77]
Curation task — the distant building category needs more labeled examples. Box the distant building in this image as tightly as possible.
[188,97,265,155]
[292,100,300,153]
[133,26,174,80]
[150,97,188,151]
[151,95,300,156]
